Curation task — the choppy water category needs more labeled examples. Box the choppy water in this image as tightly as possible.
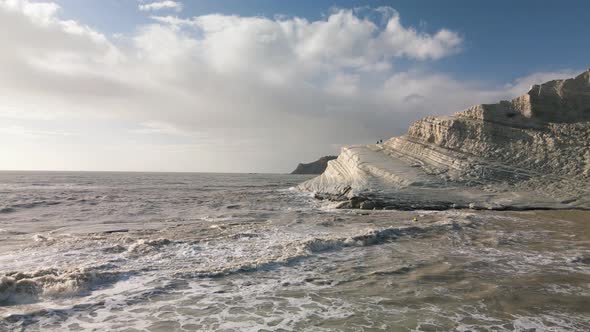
[0,172,589,332]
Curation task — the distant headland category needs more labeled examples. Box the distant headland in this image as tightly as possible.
[291,156,337,175]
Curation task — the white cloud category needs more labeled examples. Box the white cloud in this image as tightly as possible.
[139,1,183,13]
[0,0,580,172]
[0,0,59,24]
[149,8,461,74]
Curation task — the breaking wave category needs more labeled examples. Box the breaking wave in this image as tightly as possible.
[177,219,468,278]
[0,267,120,306]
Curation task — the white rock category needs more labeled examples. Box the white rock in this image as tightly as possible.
[299,70,590,210]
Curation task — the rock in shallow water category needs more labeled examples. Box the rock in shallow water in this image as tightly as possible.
[298,70,590,210]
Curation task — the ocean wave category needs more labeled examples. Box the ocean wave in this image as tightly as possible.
[176,219,468,278]
[0,200,62,214]
[0,267,119,306]
[126,238,173,254]
[0,207,15,214]
[284,220,460,256]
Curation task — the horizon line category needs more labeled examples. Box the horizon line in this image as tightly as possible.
[0,169,302,175]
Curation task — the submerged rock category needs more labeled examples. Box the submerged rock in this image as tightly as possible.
[291,156,337,174]
[299,70,590,210]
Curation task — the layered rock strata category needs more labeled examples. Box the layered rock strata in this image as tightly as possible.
[298,70,590,210]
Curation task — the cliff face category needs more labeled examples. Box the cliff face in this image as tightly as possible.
[291,156,337,174]
[298,70,590,210]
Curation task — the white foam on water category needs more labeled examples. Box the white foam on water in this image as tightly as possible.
[1,173,589,331]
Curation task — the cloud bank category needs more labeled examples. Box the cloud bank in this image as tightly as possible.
[139,1,183,13]
[0,0,580,172]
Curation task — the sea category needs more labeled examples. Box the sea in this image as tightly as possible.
[0,171,589,331]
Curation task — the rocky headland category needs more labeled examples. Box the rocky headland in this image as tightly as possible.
[298,70,590,210]
[291,156,337,174]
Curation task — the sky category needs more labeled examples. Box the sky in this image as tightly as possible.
[0,0,588,173]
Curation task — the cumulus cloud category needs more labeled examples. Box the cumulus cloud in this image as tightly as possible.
[0,0,580,172]
[138,1,183,13]
[150,8,461,72]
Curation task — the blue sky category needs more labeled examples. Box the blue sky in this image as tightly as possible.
[0,0,588,172]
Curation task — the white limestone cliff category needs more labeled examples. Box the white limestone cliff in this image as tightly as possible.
[298,70,590,210]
